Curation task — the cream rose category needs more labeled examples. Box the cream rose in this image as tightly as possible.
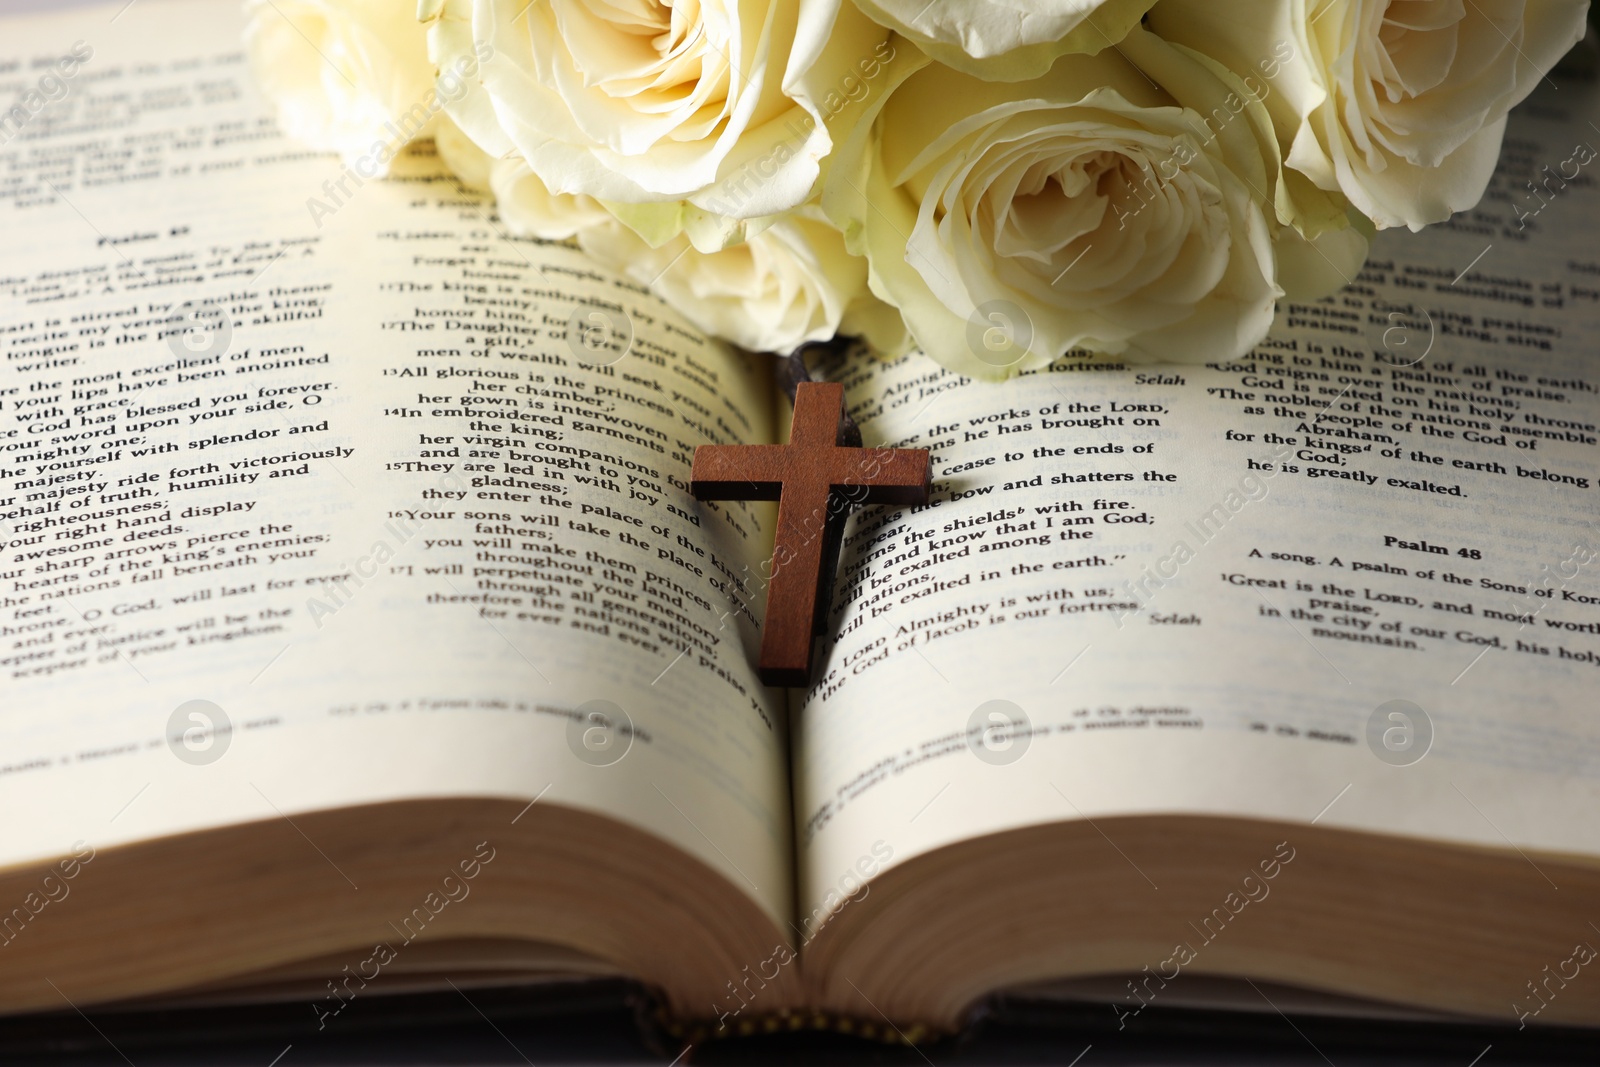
[433,114,495,191]
[491,161,896,353]
[421,0,907,223]
[849,0,1156,80]
[825,27,1367,378]
[244,0,440,166]
[489,157,616,239]
[587,209,902,353]
[1148,0,1589,230]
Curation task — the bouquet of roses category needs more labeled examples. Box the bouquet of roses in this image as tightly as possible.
[246,0,1588,378]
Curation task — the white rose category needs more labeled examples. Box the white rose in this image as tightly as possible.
[434,114,494,191]
[1148,0,1589,230]
[244,0,441,167]
[420,0,910,221]
[849,0,1156,80]
[490,163,892,353]
[590,209,900,354]
[490,157,615,239]
[825,27,1367,379]
[488,157,740,250]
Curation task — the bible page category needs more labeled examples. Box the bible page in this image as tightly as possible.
[795,77,1600,920]
[0,0,793,929]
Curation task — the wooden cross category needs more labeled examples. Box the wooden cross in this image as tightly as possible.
[690,381,931,687]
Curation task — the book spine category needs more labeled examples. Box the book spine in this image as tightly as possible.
[654,1002,946,1045]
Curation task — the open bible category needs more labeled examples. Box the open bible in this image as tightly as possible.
[4,0,1600,1046]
